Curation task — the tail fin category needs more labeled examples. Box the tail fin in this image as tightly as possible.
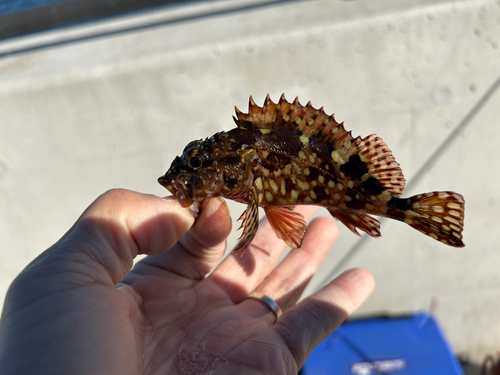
[405,192,465,247]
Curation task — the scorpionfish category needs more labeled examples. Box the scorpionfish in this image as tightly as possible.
[158,94,465,254]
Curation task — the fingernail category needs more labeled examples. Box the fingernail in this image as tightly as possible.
[161,195,177,201]
[202,197,230,220]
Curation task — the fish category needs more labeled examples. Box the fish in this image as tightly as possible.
[158,94,465,254]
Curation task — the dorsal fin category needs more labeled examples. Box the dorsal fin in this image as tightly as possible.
[233,95,404,194]
[358,134,406,196]
[233,94,355,148]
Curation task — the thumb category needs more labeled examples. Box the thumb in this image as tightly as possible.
[23,189,196,287]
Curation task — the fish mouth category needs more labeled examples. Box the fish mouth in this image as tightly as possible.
[158,175,175,194]
[158,174,194,207]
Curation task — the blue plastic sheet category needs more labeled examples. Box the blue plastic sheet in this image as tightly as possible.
[301,312,463,375]
[0,0,65,16]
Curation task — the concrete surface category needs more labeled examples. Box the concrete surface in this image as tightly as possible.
[1,0,499,368]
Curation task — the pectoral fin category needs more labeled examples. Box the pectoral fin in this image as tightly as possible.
[264,206,307,249]
[233,186,260,255]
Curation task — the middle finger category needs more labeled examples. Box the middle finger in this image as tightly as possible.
[209,205,318,302]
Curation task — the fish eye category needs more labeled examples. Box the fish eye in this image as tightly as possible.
[183,146,209,170]
[188,155,203,170]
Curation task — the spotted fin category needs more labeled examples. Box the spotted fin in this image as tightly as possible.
[358,134,405,196]
[233,94,354,147]
[328,208,381,238]
[264,206,307,249]
[404,192,465,247]
[233,186,260,255]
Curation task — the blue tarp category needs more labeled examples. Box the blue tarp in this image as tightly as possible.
[0,0,66,16]
[302,312,463,375]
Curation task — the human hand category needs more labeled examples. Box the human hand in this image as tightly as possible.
[0,189,374,375]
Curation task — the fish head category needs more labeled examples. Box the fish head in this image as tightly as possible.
[158,139,224,208]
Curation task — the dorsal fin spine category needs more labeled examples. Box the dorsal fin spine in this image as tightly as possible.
[249,95,257,107]
[235,94,353,145]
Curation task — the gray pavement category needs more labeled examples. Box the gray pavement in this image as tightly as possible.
[1,0,499,367]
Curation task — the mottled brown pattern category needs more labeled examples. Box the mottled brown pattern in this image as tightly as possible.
[159,94,465,254]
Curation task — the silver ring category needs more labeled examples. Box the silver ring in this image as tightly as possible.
[246,292,283,321]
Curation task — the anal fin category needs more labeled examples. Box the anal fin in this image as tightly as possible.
[233,186,260,255]
[264,206,307,249]
[328,208,381,238]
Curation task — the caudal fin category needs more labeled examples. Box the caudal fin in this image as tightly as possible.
[405,192,465,247]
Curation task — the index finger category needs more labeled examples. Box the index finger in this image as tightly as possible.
[133,197,232,281]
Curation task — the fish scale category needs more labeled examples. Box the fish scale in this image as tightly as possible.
[159,94,465,254]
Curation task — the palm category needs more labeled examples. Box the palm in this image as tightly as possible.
[124,270,293,375]
[0,190,374,375]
